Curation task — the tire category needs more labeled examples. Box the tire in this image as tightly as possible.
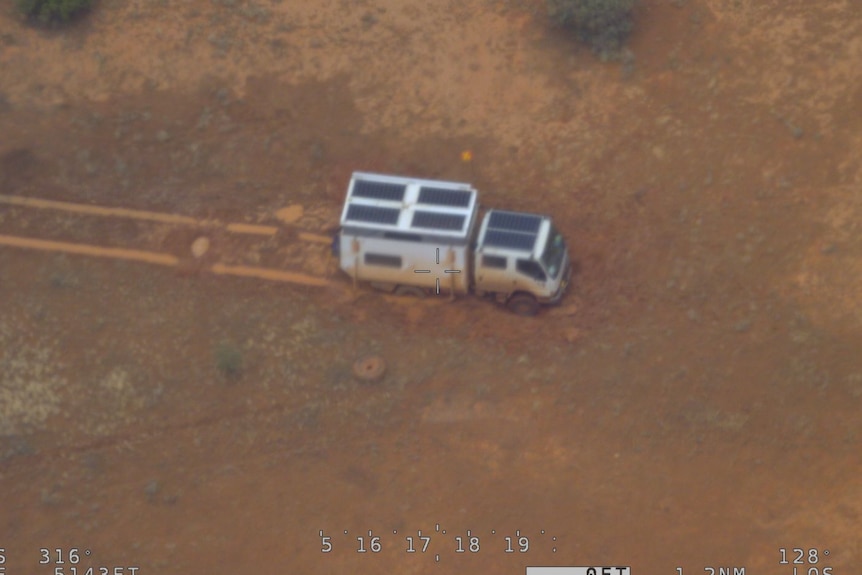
[507,293,539,316]
[394,285,427,298]
[330,230,341,257]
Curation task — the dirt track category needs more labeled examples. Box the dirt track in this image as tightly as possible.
[1,0,861,573]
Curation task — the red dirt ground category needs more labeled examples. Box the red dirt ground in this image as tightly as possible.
[1,0,860,573]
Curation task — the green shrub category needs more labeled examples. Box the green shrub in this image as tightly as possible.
[548,0,636,54]
[214,343,243,379]
[17,0,93,23]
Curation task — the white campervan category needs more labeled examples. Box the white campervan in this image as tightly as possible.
[333,172,571,315]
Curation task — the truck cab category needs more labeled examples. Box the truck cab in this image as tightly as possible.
[473,209,571,315]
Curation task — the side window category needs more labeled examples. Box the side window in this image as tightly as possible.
[481,255,507,269]
[364,253,402,268]
[383,231,423,242]
[516,259,546,281]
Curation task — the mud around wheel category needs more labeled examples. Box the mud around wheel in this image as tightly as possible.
[507,293,539,316]
[352,355,387,382]
[394,286,427,298]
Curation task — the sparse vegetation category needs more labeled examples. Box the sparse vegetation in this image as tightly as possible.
[16,0,92,23]
[548,0,636,55]
[214,343,243,379]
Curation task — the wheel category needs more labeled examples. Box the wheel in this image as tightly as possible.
[507,293,539,316]
[394,285,427,298]
[330,229,341,257]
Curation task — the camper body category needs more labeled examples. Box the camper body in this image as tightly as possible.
[334,172,571,315]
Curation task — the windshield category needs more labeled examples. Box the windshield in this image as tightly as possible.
[540,225,567,280]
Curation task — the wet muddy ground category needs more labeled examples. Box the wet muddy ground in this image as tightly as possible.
[1,0,860,573]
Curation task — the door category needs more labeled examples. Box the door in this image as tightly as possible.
[474,252,511,295]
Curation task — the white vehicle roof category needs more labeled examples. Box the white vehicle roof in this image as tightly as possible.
[340,172,478,240]
[476,209,550,259]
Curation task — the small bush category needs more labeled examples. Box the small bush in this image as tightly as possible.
[214,343,243,379]
[16,0,93,23]
[548,0,636,55]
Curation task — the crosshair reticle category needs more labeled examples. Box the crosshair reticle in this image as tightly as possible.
[414,247,461,294]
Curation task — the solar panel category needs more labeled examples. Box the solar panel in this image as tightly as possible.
[352,179,407,202]
[418,187,472,207]
[483,229,536,251]
[345,204,401,225]
[342,173,477,238]
[487,211,542,233]
[411,210,465,231]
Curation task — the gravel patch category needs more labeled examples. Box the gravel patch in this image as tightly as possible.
[0,320,66,436]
